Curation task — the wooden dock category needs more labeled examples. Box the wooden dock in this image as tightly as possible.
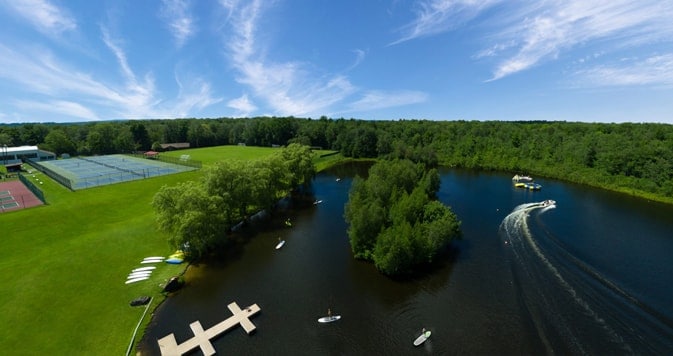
[157,302,261,356]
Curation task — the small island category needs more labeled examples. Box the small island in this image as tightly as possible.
[344,159,461,276]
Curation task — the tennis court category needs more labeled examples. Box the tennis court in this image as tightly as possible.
[0,181,44,212]
[36,154,198,190]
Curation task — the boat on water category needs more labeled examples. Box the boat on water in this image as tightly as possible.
[512,174,533,182]
[318,309,340,323]
[525,182,542,190]
[541,199,556,207]
[514,182,542,190]
[413,329,432,346]
[275,238,285,250]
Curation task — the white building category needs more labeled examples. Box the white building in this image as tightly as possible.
[1,145,56,170]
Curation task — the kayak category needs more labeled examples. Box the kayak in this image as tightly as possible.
[318,315,341,323]
[413,330,432,346]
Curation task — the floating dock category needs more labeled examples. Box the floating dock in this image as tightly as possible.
[157,301,261,356]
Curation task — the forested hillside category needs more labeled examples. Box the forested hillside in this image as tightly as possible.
[1,117,672,201]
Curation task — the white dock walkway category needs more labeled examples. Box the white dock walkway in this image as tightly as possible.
[157,302,261,356]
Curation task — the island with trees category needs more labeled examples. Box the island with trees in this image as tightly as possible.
[344,159,461,276]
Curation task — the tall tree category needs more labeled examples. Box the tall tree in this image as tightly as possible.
[43,129,76,156]
[129,123,152,151]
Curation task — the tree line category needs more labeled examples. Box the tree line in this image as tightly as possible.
[151,144,315,258]
[2,117,673,202]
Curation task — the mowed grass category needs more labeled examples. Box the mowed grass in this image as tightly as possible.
[0,145,340,355]
[161,144,339,167]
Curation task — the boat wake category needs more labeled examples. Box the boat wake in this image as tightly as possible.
[499,201,673,354]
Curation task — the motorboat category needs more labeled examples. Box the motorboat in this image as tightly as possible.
[512,174,533,182]
[526,183,542,190]
[541,199,556,207]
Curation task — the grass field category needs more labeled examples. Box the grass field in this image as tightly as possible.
[0,145,341,355]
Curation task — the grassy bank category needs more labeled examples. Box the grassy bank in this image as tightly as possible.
[0,146,341,355]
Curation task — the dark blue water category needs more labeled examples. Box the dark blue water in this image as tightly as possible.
[139,164,673,355]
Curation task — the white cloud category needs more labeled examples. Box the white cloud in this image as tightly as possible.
[100,27,158,115]
[160,0,196,48]
[173,75,223,117]
[574,54,673,87]
[348,90,428,112]
[227,94,257,116]
[392,0,501,45]
[486,1,673,80]
[0,38,221,121]
[394,0,673,84]
[345,49,367,72]
[222,0,356,116]
[14,100,100,121]
[3,0,77,35]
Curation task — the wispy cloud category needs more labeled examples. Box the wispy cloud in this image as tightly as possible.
[348,90,428,112]
[344,49,367,72]
[394,1,673,83]
[0,36,220,121]
[100,27,158,115]
[227,94,257,116]
[14,99,100,121]
[160,0,196,48]
[3,0,76,35]
[486,1,673,81]
[574,54,673,87]
[173,74,223,117]
[221,0,356,116]
[221,1,427,117]
[391,0,501,45]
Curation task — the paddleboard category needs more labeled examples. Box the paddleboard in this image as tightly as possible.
[141,259,164,264]
[143,256,165,261]
[275,240,286,250]
[132,266,156,272]
[413,331,432,346]
[127,272,152,279]
[318,315,341,323]
[125,276,150,284]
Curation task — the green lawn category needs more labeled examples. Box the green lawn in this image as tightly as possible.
[0,146,342,355]
[161,145,339,167]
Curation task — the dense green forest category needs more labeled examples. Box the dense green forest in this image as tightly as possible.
[344,159,461,276]
[1,117,672,202]
[152,144,315,258]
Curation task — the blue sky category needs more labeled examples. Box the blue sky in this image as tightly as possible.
[1,0,672,124]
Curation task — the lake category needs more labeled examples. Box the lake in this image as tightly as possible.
[139,163,673,355]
